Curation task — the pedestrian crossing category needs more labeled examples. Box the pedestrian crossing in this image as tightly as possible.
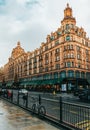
[75,120,90,130]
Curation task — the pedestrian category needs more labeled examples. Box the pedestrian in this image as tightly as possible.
[23,94,27,105]
[11,92,13,100]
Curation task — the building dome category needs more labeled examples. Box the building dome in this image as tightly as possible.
[11,41,25,59]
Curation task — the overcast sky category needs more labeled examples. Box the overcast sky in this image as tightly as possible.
[0,0,90,67]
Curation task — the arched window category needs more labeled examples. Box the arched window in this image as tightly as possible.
[60,71,66,78]
[71,53,74,58]
[68,53,70,58]
[54,72,58,79]
[66,62,71,67]
[66,24,69,30]
[49,73,52,79]
[81,72,85,78]
[67,70,74,77]
[66,35,70,41]
[75,71,80,78]
[86,72,90,79]
[43,74,48,80]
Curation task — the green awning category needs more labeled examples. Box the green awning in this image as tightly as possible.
[41,79,47,85]
[20,82,27,86]
[30,80,42,85]
[56,78,63,84]
[40,79,52,85]
[19,80,39,86]
[19,78,64,86]
[20,81,32,86]
[33,80,41,85]
[6,81,14,86]
[40,78,63,85]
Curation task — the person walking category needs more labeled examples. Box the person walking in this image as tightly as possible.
[23,93,27,105]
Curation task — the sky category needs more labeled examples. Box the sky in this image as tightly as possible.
[0,0,90,67]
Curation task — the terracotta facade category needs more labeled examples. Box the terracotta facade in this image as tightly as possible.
[0,4,90,91]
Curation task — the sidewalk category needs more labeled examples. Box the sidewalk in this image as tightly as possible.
[0,99,65,130]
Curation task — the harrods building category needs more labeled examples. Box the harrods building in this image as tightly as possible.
[0,4,90,92]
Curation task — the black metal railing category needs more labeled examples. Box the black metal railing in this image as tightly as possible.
[0,90,90,130]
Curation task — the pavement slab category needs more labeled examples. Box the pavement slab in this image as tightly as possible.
[0,99,63,130]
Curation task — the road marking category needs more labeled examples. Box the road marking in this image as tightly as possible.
[75,120,90,130]
[69,110,77,114]
[52,107,60,110]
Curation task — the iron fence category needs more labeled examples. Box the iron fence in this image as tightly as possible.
[1,89,90,130]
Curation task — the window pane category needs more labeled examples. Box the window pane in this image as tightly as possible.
[66,36,70,41]
[68,70,74,77]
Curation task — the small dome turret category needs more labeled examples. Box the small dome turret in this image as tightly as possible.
[11,41,25,59]
[61,3,76,25]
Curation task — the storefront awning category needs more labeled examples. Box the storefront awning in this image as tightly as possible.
[39,78,63,85]
[19,78,63,86]
[19,80,39,86]
[20,81,31,86]
[6,81,14,87]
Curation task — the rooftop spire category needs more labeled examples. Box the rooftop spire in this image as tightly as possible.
[17,41,20,47]
[64,3,72,18]
[67,3,69,8]
[61,3,76,25]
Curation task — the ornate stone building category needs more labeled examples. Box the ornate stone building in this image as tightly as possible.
[0,4,90,92]
[0,42,27,87]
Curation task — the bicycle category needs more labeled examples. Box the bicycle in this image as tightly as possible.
[31,96,46,116]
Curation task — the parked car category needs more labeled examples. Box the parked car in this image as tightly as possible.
[19,89,28,95]
[73,88,86,96]
[79,89,90,100]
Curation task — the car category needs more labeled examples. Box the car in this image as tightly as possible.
[18,89,28,95]
[73,88,86,96]
[78,89,90,100]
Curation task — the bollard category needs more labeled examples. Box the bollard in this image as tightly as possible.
[60,96,62,123]
[17,91,19,105]
[39,94,41,105]
[26,93,28,108]
[11,91,13,102]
